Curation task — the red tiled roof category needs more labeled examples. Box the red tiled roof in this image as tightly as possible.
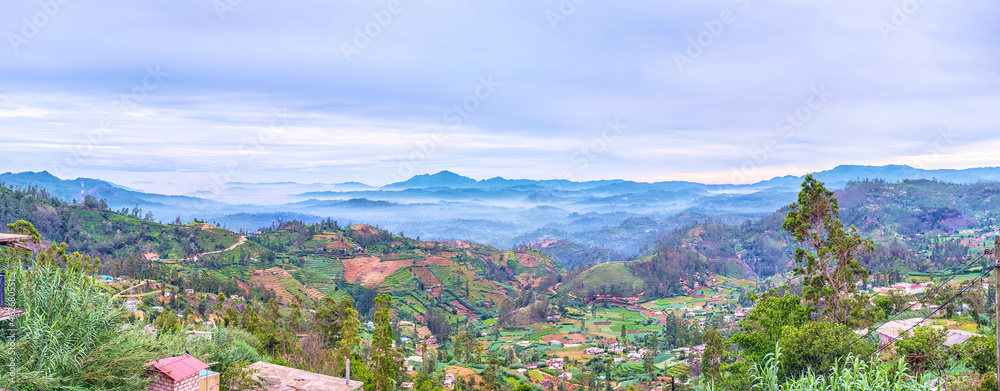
[146,354,209,382]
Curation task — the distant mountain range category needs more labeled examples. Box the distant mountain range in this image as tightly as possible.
[3,164,999,257]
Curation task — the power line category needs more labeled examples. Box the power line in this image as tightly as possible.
[871,264,994,358]
[780,254,990,383]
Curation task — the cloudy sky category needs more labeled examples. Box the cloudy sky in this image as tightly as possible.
[1,0,999,193]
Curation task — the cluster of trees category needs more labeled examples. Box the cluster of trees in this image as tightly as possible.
[698,176,999,390]
[1,218,416,391]
[616,178,999,285]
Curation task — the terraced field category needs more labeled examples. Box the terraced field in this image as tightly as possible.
[249,268,300,304]
[302,256,345,279]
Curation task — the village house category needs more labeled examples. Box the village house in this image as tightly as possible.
[144,354,215,391]
[558,372,573,381]
[444,373,457,386]
[584,347,606,355]
[876,318,981,348]
[250,361,363,391]
[548,358,565,371]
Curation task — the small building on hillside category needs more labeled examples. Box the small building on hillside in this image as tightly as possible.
[877,318,982,347]
[250,361,363,391]
[145,354,212,391]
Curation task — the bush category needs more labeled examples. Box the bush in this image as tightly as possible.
[701,347,932,391]
[0,249,162,390]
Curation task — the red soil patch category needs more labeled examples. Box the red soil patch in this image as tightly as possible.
[343,256,414,287]
[236,280,251,296]
[326,240,353,251]
[541,333,587,344]
[445,366,482,383]
[451,300,478,321]
[534,240,559,248]
[411,267,441,287]
[419,256,455,267]
[350,224,379,235]
[439,240,473,249]
[515,275,544,290]
[515,252,541,267]
[594,321,612,326]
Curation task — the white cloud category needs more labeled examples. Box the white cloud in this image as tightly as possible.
[0,1,998,189]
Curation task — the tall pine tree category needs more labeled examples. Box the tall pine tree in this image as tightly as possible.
[371,294,397,391]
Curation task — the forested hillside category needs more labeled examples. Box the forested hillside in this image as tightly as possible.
[587,179,1000,284]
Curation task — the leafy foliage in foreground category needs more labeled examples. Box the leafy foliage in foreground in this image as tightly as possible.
[703,348,931,391]
[0,221,263,391]
[0,245,161,390]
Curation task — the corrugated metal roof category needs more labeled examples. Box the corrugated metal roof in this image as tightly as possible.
[0,234,30,250]
[146,354,209,382]
[250,361,363,391]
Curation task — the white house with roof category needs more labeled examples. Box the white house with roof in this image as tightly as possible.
[876,318,981,347]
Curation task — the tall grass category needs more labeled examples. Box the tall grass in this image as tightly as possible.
[702,348,932,391]
[0,254,162,390]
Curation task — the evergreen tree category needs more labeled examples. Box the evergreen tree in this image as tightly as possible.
[701,328,723,385]
[336,298,363,378]
[371,294,398,391]
[783,174,874,326]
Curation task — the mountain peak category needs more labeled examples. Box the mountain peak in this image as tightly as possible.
[382,171,479,189]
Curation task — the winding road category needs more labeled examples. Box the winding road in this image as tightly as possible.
[190,235,248,260]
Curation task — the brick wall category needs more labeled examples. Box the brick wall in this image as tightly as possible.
[147,373,173,391]
[176,374,199,391]
[146,373,200,391]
